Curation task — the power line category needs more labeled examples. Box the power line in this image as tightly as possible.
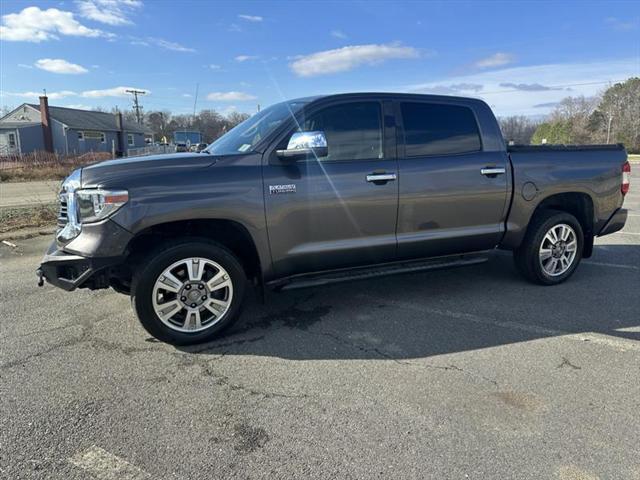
[125,89,146,124]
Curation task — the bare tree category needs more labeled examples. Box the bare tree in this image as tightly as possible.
[549,95,600,144]
[498,116,540,144]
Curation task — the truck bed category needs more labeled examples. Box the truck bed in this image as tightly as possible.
[501,143,628,249]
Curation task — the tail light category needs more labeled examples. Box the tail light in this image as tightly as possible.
[622,161,630,195]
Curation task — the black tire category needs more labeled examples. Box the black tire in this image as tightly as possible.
[131,239,246,345]
[513,210,584,285]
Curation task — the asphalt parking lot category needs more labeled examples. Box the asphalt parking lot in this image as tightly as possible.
[1,191,639,480]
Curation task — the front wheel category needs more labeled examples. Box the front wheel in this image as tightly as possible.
[131,240,246,345]
[514,210,584,285]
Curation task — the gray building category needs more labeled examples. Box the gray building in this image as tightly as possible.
[0,96,147,157]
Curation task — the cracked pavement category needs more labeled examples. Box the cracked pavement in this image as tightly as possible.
[1,190,639,479]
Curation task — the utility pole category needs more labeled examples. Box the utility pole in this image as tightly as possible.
[125,89,146,124]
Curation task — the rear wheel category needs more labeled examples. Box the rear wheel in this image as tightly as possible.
[132,240,245,344]
[514,210,584,285]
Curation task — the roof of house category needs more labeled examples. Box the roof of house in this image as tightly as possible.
[25,104,147,133]
[0,121,41,129]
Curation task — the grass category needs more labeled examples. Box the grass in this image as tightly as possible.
[0,164,79,182]
[0,204,57,234]
[0,151,111,182]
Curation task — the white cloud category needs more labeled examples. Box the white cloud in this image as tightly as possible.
[148,37,195,52]
[474,52,515,69]
[330,30,347,39]
[605,16,638,31]
[3,90,77,100]
[35,58,89,74]
[63,104,93,110]
[417,83,484,95]
[238,14,263,22]
[81,86,149,97]
[76,0,142,26]
[220,105,238,116]
[235,55,258,62]
[407,58,639,116]
[206,91,256,101]
[207,64,221,70]
[0,6,108,42]
[18,63,33,69]
[129,36,195,52]
[290,43,419,77]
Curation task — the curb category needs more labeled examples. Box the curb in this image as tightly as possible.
[0,226,56,242]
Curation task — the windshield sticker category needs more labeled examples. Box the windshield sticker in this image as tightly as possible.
[238,144,251,152]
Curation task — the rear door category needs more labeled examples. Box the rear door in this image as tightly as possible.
[396,100,509,259]
[263,99,399,277]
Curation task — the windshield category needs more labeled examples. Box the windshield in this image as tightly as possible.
[205,101,306,155]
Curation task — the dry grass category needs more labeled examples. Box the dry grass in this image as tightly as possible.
[0,204,58,234]
[0,151,111,182]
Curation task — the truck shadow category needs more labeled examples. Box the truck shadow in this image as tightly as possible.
[175,244,640,359]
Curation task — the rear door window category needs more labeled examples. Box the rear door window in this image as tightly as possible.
[400,102,481,156]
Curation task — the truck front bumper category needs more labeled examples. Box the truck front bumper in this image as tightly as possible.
[598,208,627,236]
[36,240,125,291]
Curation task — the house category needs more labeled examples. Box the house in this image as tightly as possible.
[0,96,147,156]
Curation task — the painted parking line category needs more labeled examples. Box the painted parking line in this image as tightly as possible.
[69,446,151,480]
[360,294,640,352]
[493,250,638,271]
[582,260,639,270]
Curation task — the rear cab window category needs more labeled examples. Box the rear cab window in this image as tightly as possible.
[400,102,482,156]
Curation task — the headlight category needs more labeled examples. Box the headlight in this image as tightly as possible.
[75,189,129,223]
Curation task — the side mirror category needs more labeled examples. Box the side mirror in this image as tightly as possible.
[276,131,328,161]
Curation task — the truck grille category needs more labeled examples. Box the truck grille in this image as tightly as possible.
[57,193,68,229]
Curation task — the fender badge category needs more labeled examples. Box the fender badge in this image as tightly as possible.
[269,184,296,194]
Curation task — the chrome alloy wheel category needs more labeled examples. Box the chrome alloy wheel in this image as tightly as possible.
[152,257,233,333]
[538,223,578,277]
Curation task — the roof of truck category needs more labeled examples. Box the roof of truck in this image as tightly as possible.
[291,92,485,104]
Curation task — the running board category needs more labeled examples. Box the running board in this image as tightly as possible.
[268,252,489,291]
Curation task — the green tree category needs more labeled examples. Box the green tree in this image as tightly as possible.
[531,121,571,145]
[591,77,640,152]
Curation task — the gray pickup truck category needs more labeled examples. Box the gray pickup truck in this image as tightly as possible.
[37,93,631,344]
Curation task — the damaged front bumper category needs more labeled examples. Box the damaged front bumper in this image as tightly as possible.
[36,218,132,291]
[36,240,125,291]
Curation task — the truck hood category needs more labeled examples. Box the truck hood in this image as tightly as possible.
[80,152,216,188]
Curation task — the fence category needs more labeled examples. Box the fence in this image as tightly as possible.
[126,145,176,157]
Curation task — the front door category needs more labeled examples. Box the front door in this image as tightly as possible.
[264,99,399,278]
[396,101,510,259]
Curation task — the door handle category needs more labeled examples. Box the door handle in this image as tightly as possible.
[480,167,506,177]
[366,173,397,183]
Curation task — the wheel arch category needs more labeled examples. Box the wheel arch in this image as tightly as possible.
[527,191,595,257]
[124,218,264,284]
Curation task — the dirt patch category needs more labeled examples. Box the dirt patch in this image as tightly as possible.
[492,391,544,412]
[232,422,269,453]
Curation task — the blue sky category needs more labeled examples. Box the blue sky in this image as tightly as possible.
[1,0,638,117]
